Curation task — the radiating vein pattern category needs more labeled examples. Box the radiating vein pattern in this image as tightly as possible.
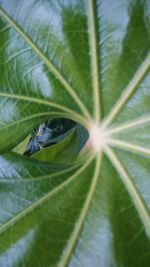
[104,146,150,237]
[102,54,150,128]
[0,153,95,234]
[58,152,101,267]
[0,7,91,120]
[0,0,150,265]
[0,92,88,127]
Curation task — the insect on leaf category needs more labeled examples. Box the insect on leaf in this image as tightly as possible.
[0,1,150,267]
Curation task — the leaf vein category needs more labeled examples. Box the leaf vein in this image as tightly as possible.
[0,7,91,120]
[102,54,150,128]
[0,153,94,234]
[0,92,88,127]
[58,152,102,267]
[88,0,101,122]
[104,146,150,237]
[107,139,150,157]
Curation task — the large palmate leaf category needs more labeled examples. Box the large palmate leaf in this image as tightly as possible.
[0,0,150,266]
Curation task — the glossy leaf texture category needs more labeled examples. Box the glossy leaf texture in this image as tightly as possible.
[0,0,150,267]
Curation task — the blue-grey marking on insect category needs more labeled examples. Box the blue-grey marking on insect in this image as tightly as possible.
[24,118,76,156]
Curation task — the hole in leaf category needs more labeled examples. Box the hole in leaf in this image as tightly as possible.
[24,118,77,156]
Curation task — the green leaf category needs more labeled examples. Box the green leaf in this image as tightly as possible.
[0,0,150,266]
[13,135,30,154]
[31,128,76,163]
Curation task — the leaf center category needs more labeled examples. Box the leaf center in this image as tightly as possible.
[89,122,107,152]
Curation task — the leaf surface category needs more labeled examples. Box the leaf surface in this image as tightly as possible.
[0,0,150,266]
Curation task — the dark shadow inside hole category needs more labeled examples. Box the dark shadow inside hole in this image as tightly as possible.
[24,118,77,156]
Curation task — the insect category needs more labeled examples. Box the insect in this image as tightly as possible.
[24,118,76,156]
